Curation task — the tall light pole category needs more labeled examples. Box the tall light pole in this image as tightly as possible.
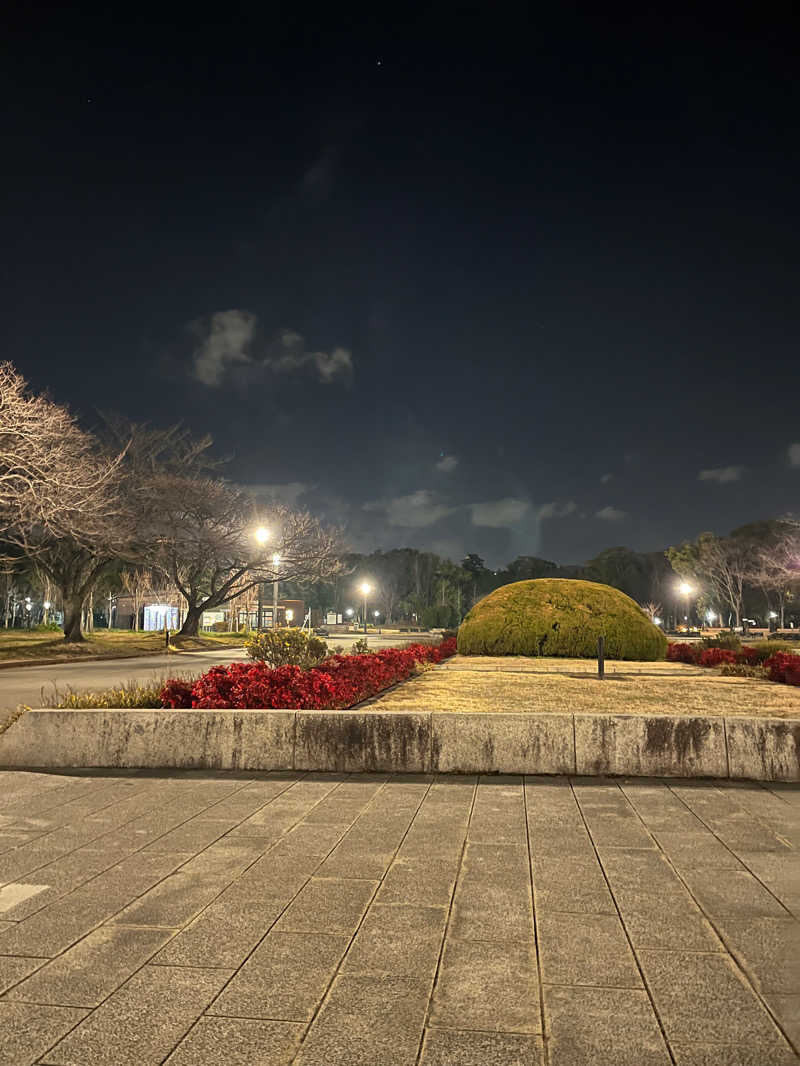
[273,554,281,629]
[253,527,270,631]
[359,582,371,635]
[678,582,694,633]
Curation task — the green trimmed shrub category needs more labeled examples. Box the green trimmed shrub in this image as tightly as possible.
[245,627,328,668]
[699,632,741,652]
[457,578,668,661]
[744,640,796,663]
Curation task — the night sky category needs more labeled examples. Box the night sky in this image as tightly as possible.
[4,8,798,566]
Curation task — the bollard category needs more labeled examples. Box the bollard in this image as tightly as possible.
[597,635,605,679]
[165,626,170,649]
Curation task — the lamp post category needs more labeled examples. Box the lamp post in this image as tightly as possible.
[272,554,281,629]
[253,527,270,631]
[678,582,694,633]
[43,600,51,626]
[359,582,371,635]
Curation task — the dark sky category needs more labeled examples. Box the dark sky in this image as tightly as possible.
[3,6,798,566]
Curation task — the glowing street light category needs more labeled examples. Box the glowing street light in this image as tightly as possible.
[346,608,354,618]
[254,526,270,545]
[677,582,694,632]
[359,582,371,635]
[706,610,717,625]
[653,617,662,626]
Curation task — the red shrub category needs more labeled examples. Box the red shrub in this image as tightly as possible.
[667,643,699,664]
[736,646,761,665]
[159,637,457,710]
[764,652,800,687]
[699,648,738,667]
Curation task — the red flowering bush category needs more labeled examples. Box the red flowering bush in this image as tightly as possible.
[698,648,738,667]
[667,641,800,687]
[764,652,800,687]
[667,642,699,664]
[159,637,458,710]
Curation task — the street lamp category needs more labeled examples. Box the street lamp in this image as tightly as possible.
[359,582,371,635]
[677,582,694,632]
[253,528,270,629]
[270,554,281,629]
[705,610,717,626]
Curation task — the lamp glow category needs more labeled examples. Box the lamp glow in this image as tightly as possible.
[254,526,270,544]
[678,582,693,596]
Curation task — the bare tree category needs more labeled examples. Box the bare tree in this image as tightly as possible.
[641,601,662,624]
[667,533,751,628]
[121,567,154,631]
[142,476,342,636]
[751,521,800,627]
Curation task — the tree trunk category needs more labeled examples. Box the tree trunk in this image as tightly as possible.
[63,594,86,643]
[179,604,203,637]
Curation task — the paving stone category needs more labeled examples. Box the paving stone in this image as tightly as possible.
[599,847,722,951]
[763,993,800,1047]
[575,798,657,849]
[376,856,458,906]
[394,822,466,859]
[531,854,616,913]
[544,985,671,1066]
[163,1016,305,1065]
[450,843,534,942]
[430,937,540,1033]
[317,816,416,879]
[733,850,800,915]
[652,829,744,870]
[0,954,47,995]
[669,1043,800,1065]
[538,912,642,988]
[294,974,431,1066]
[0,882,48,914]
[638,949,788,1047]
[341,903,447,977]
[619,781,708,830]
[469,778,528,843]
[527,823,597,858]
[152,890,289,968]
[141,818,235,853]
[111,871,231,927]
[7,924,173,1007]
[43,964,232,1066]
[210,931,351,1020]
[420,1028,545,1065]
[680,865,789,918]
[0,1001,88,1066]
[0,851,186,956]
[524,778,591,831]
[714,915,800,994]
[272,876,377,935]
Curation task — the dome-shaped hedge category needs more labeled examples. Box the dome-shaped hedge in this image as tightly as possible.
[457,578,667,660]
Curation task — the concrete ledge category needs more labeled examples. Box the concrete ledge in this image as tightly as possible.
[0,709,798,780]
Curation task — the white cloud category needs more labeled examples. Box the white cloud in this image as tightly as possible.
[698,466,745,484]
[246,482,310,506]
[595,505,627,521]
[537,500,578,520]
[789,443,800,467]
[364,490,455,528]
[192,309,257,386]
[191,313,353,386]
[469,498,529,528]
[600,473,613,484]
[435,454,459,473]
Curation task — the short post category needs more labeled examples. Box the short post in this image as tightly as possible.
[597,635,605,679]
[165,624,170,649]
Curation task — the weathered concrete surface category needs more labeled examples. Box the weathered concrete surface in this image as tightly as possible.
[726,717,800,783]
[1,709,798,780]
[574,714,729,778]
[431,712,574,774]
[0,771,795,1065]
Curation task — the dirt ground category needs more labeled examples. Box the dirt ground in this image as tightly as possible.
[367,655,800,717]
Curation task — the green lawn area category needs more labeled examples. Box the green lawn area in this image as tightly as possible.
[0,628,250,663]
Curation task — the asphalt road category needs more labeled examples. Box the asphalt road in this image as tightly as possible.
[0,633,421,712]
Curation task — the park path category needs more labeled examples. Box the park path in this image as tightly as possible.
[0,769,797,1064]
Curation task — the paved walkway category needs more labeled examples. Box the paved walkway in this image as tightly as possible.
[0,771,797,1065]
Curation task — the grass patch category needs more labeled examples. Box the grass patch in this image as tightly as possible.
[41,679,174,709]
[0,628,249,663]
[367,655,800,718]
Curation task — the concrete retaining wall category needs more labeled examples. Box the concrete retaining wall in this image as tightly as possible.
[1,708,798,781]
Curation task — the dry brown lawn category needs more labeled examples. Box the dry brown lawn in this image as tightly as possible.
[367,655,800,718]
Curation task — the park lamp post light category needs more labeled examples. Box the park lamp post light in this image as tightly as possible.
[272,554,281,629]
[253,527,270,630]
[677,582,694,633]
[706,609,717,627]
[359,582,371,635]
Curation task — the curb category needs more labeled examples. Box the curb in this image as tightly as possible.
[1,709,798,781]
[0,644,245,671]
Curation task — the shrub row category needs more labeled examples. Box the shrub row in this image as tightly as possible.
[667,642,800,685]
[160,638,458,710]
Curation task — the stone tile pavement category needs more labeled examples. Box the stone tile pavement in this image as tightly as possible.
[0,768,797,1065]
